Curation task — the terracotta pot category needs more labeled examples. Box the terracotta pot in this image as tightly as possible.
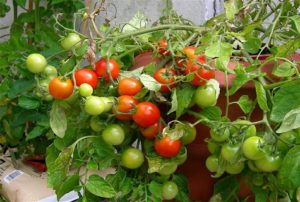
[132,51,300,201]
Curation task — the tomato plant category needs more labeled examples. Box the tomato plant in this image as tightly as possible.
[95,58,120,81]
[153,67,177,92]
[74,68,98,89]
[49,77,74,100]
[154,135,181,158]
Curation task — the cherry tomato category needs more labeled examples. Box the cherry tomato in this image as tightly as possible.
[49,77,74,100]
[153,68,177,93]
[154,135,181,158]
[114,95,138,121]
[205,155,219,172]
[254,153,282,172]
[84,96,105,115]
[99,97,114,112]
[61,33,81,50]
[194,84,217,108]
[158,162,178,175]
[177,147,187,165]
[180,123,197,145]
[74,68,98,89]
[276,130,296,153]
[162,181,178,200]
[210,128,230,142]
[182,46,197,60]
[118,77,142,96]
[221,143,240,162]
[121,147,144,169]
[95,58,120,81]
[43,65,57,78]
[185,61,215,86]
[242,136,265,160]
[90,116,105,132]
[231,120,256,139]
[26,53,47,73]
[225,161,245,174]
[207,139,219,154]
[158,39,170,56]
[133,102,160,127]
[102,124,125,146]
[79,83,93,97]
[140,122,164,139]
[247,160,261,172]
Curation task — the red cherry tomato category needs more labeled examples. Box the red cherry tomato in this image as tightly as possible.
[140,122,165,139]
[114,95,138,121]
[185,60,215,86]
[153,68,177,92]
[118,77,142,96]
[74,68,98,89]
[95,58,120,81]
[158,39,170,56]
[133,102,160,127]
[49,77,74,100]
[154,135,182,158]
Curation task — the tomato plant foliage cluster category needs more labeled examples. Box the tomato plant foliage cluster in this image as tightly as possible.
[1,0,300,201]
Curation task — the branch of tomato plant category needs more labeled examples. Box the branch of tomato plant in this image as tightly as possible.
[34,0,40,33]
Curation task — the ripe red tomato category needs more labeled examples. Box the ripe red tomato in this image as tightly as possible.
[95,58,120,81]
[118,77,142,96]
[114,95,138,121]
[133,102,161,127]
[49,77,74,100]
[158,39,170,55]
[185,60,215,86]
[140,122,165,139]
[74,68,98,89]
[153,68,177,92]
[154,135,182,158]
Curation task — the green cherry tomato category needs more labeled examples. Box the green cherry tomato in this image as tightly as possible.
[251,173,264,186]
[247,161,261,172]
[99,97,114,112]
[158,163,178,175]
[254,153,282,172]
[221,143,240,162]
[43,65,57,78]
[79,83,93,97]
[210,128,230,142]
[102,124,125,146]
[84,96,105,115]
[162,181,178,200]
[26,53,47,73]
[207,139,219,154]
[61,33,81,50]
[121,148,144,169]
[232,120,256,139]
[194,84,217,108]
[242,136,265,160]
[205,155,219,172]
[276,130,296,153]
[90,116,105,132]
[180,122,197,145]
[177,147,188,165]
[225,161,245,174]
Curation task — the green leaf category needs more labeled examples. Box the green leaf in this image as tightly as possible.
[26,126,46,141]
[173,174,191,202]
[164,122,186,140]
[291,15,300,33]
[140,74,161,92]
[272,62,296,77]
[270,80,300,122]
[50,101,67,138]
[60,56,76,75]
[148,181,163,200]
[120,67,143,79]
[197,106,222,121]
[15,0,26,7]
[56,175,79,199]
[213,175,239,202]
[100,41,115,57]
[237,95,253,114]
[254,81,269,112]
[277,107,300,133]
[168,89,177,115]
[205,40,232,59]
[252,186,268,202]
[244,37,262,54]
[85,175,116,198]
[275,38,300,58]
[47,146,74,189]
[92,137,117,169]
[8,79,35,99]
[122,11,147,32]
[229,69,257,95]
[224,0,243,20]
[143,63,157,76]
[18,96,40,109]
[176,84,195,118]
[278,146,300,191]
[0,105,7,120]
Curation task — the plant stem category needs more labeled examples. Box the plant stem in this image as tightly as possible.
[264,77,300,90]
[12,0,18,21]
[34,0,40,33]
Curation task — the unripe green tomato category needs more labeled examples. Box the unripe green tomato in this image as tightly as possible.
[43,65,57,77]
[177,147,188,165]
[158,163,177,175]
[210,128,230,142]
[84,96,105,115]
[276,130,296,153]
[205,155,219,172]
[99,97,114,112]
[79,83,93,97]
[180,123,197,145]
[247,160,261,172]
[207,139,219,154]
[162,181,178,200]
[232,120,257,139]
[254,153,282,172]
[242,136,265,160]
[225,161,245,174]
[194,85,217,108]
[121,148,144,169]
[221,143,240,162]
[44,94,53,101]
[61,33,81,50]
[90,116,105,132]
[26,53,47,73]
[251,173,264,186]
[102,124,125,146]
